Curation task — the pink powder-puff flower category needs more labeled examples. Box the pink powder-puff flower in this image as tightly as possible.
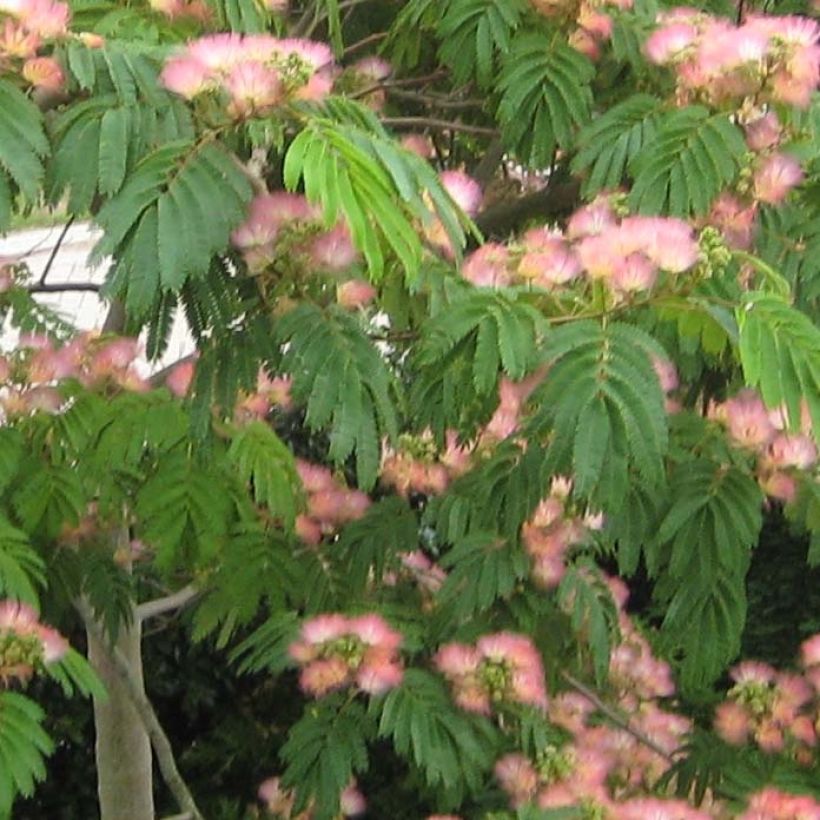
[739,787,820,820]
[578,5,613,40]
[300,613,350,646]
[295,514,322,545]
[759,471,798,504]
[440,170,482,217]
[651,356,679,393]
[400,134,434,158]
[765,433,817,470]
[0,19,40,58]
[356,653,404,694]
[745,112,782,151]
[714,700,752,745]
[348,614,402,650]
[800,634,820,668]
[160,56,212,99]
[309,222,359,271]
[224,61,282,117]
[18,0,70,38]
[518,245,582,289]
[434,642,481,677]
[337,279,377,309]
[494,753,539,807]
[461,243,512,288]
[22,55,64,91]
[300,656,351,696]
[166,360,196,398]
[340,782,367,816]
[644,22,698,64]
[351,55,391,82]
[566,198,617,239]
[753,153,804,204]
[296,460,334,494]
[709,193,757,250]
[731,660,777,687]
[722,390,776,450]
[610,253,657,292]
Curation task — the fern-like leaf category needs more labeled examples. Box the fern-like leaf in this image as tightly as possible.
[284,118,474,279]
[529,320,669,505]
[94,141,253,316]
[497,34,594,168]
[572,94,663,197]
[228,421,302,530]
[0,514,44,606]
[438,0,525,89]
[737,291,820,433]
[281,699,372,819]
[628,106,745,216]
[275,303,401,489]
[0,693,53,817]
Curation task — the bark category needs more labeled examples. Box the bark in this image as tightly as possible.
[87,610,155,820]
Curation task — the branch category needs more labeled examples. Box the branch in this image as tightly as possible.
[386,88,485,110]
[38,216,75,285]
[350,70,449,100]
[474,180,580,238]
[77,600,206,820]
[343,31,388,56]
[28,281,101,293]
[137,585,199,622]
[561,671,678,762]
[381,116,498,136]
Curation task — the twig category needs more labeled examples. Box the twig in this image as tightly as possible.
[386,88,485,110]
[343,31,388,56]
[561,671,678,762]
[77,600,206,820]
[381,116,498,136]
[28,281,101,293]
[137,585,199,622]
[38,216,76,285]
[350,70,449,99]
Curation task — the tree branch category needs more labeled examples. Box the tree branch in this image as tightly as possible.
[28,281,101,293]
[343,31,388,56]
[38,216,75,285]
[77,599,205,820]
[561,671,679,762]
[474,180,580,238]
[386,88,485,110]
[381,116,498,136]
[137,585,199,622]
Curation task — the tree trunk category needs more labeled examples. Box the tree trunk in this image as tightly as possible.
[86,611,155,820]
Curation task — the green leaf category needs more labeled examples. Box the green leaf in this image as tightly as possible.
[572,94,663,197]
[629,107,745,216]
[438,0,525,89]
[736,292,820,433]
[0,693,53,817]
[0,79,49,203]
[497,34,594,168]
[281,699,372,819]
[276,304,401,489]
[228,421,302,530]
[377,669,498,802]
[0,515,45,606]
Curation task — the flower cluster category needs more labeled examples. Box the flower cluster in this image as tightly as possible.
[738,787,820,819]
[645,10,820,109]
[709,389,817,504]
[294,460,371,545]
[435,631,548,715]
[425,171,483,258]
[231,192,359,275]
[522,476,604,589]
[0,0,69,90]
[527,0,633,61]
[288,613,403,697]
[714,636,820,764]
[257,775,365,819]
[0,333,148,419]
[148,0,211,23]
[0,600,68,684]
[161,33,334,117]
[461,195,700,298]
[380,430,472,498]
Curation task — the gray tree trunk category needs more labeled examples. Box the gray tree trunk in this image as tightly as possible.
[86,611,154,820]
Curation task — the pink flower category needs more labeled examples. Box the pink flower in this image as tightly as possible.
[401,134,434,158]
[225,61,282,117]
[518,244,582,289]
[753,153,804,204]
[337,279,376,309]
[440,170,482,216]
[709,194,757,250]
[731,659,777,686]
[22,56,64,91]
[300,656,350,696]
[739,787,820,820]
[745,112,782,151]
[300,613,350,646]
[759,471,798,504]
[566,198,617,239]
[462,243,512,288]
[356,654,403,694]
[652,356,679,393]
[348,614,402,650]
[160,57,212,99]
[714,700,751,745]
[495,753,539,806]
[610,253,657,292]
[434,643,480,677]
[800,634,820,668]
[309,222,359,271]
[340,782,367,816]
[644,22,697,64]
[18,0,70,38]
[165,360,196,398]
[765,433,817,470]
[721,390,776,450]
[0,19,39,58]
